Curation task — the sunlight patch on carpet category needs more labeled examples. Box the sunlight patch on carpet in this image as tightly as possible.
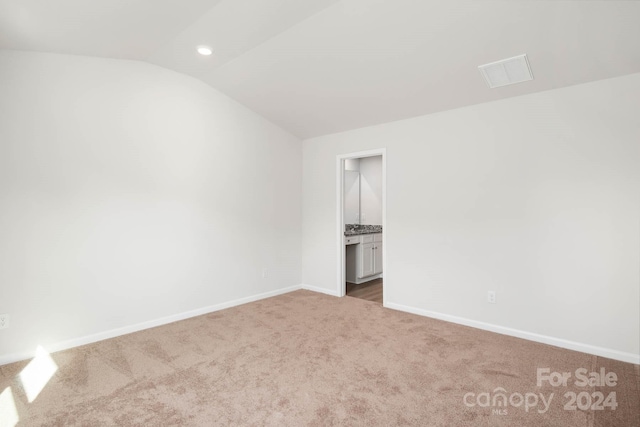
[18,346,58,403]
[0,386,19,427]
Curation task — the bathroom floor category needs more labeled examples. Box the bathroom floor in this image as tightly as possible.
[346,278,382,304]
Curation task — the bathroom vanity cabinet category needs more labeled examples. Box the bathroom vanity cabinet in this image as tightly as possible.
[345,233,382,284]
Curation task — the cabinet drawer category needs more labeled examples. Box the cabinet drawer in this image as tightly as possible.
[374,233,383,242]
[361,235,374,243]
[345,236,361,245]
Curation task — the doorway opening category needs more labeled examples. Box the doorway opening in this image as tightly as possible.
[337,149,386,305]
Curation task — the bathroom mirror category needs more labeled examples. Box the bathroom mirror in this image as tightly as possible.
[344,170,360,224]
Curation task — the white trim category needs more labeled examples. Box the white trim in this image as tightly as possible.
[336,155,344,296]
[384,301,640,365]
[301,283,340,297]
[0,285,301,366]
[336,149,387,301]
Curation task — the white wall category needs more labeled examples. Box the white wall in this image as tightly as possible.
[0,50,302,361]
[343,171,360,225]
[344,158,360,172]
[359,156,382,225]
[302,73,640,362]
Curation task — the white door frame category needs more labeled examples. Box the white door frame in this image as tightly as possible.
[336,148,387,302]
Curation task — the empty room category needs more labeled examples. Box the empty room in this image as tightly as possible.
[0,1,639,426]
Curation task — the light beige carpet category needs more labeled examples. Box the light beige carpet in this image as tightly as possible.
[1,290,638,426]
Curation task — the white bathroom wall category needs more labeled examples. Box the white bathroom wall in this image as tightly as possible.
[343,171,360,225]
[359,156,382,225]
[301,73,640,363]
[0,50,303,362]
[344,158,360,172]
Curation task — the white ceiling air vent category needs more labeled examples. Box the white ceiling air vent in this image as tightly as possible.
[478,54,533,88]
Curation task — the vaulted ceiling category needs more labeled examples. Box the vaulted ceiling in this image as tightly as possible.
[1,0,639,138]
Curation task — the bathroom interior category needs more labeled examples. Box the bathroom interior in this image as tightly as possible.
[344,156,383,303]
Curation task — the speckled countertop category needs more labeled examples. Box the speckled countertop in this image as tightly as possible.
[344,224,382,236]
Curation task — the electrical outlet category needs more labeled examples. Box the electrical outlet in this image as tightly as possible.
[487,291,496,304]
[262,269,268,279]
[0,313,9,329]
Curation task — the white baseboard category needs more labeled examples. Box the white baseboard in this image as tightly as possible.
[384,301,640,365]
[0,285,302,366]
[301,283,340,297]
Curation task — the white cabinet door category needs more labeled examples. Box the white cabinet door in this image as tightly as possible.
[373,241,383,275]
[359,242,375,278]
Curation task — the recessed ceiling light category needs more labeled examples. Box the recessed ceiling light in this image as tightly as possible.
[478,54,533,88]
[197,46,213,56]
